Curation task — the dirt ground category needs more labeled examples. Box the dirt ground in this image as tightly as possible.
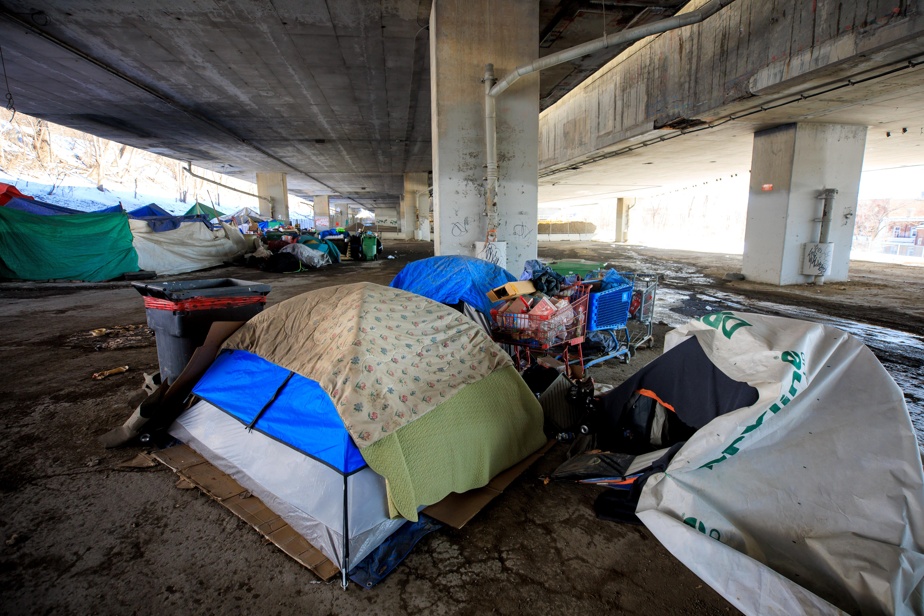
[0,240,921,615]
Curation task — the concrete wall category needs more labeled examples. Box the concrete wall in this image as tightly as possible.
[539,0,924,170]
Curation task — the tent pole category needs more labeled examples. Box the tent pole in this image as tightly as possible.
[341,473,349,590]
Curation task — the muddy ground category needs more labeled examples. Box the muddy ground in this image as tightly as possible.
[0,240,921,616]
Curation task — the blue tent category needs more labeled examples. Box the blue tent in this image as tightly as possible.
[390,255,516,316]
[127,203,172,218]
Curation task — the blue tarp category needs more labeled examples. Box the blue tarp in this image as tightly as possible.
[319,228,348,239]
[390,255,516,316]
[4,197,123,215]
[127,203,172,218]
[193,349,367,475]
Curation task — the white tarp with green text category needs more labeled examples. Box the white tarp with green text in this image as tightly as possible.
[637,312,924,615]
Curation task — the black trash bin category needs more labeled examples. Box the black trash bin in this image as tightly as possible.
[133,278,271,384]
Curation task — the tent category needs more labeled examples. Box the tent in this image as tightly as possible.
[168,282,546,584]
[184,202,225,220]
[558,311,924,614]
[127,203,172,218]
[222,207,265,224]
[297,234,341,263]
[128,203,213,232]
[2,194,123,215]
[130,219,247,275]
[0,207,138,281]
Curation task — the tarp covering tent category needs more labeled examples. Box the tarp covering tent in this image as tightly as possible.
[574,311,924,614]
[130,219,247,275]
[222,207,265,224]
[3,196,123,215]
[169,282,545,581]
[0,208,138,281]
[127,203,216,233]
[184,202,225,220]
[390,255,516,317]
[0,182,34,205]
[127,203,172,218]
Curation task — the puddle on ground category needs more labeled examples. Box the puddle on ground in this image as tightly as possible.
[651,285,924,448]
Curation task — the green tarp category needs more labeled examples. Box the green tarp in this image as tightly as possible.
[185,202,225,219]
[0,208,139,281]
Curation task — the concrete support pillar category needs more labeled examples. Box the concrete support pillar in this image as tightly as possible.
[256,172,289,222]
[615,198,632,243]
[401,172,428,240]
[313,195,331,229]
[417,192,431,240]
[743,123,867,285]
[430,0,539,275]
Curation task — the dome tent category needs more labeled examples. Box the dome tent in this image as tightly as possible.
[169,282,546,585]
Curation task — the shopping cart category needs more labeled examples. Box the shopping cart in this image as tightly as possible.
[582,272,659,368]
[490,284,590,376]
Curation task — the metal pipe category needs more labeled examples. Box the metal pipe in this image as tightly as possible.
[483,64,498,233]
[489,0,734,98]
[183,163,271,203]
[815,188,837,286]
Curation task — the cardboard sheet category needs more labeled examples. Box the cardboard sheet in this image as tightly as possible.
[153,445,340,581]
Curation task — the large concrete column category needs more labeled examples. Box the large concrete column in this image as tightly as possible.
[401,172,428,240]
[313,195,331,229]
[256,172,289,222]
[430,0,538,275]
[743,123,867,285]
[615,198,633,243]
[417,192,431,240]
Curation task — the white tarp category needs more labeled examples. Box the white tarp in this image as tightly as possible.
[279,242,331,268]
[130,219,247,275]
[636,312,924,615]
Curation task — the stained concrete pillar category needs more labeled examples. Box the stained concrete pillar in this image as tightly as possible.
[743,123,867,285]
[256,172,289,222]
[417,192,431,240]
[313,195,331,229]
[615,198,632,243]
[430,0,538,275]
[401,172,428,240]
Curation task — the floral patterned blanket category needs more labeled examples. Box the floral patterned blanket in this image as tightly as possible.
[223,282,512,447]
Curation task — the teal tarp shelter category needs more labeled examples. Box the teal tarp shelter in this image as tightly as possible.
[0,208,138,281]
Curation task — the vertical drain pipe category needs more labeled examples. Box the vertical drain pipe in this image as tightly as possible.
[483,64,498,240]
[815,188,837,286]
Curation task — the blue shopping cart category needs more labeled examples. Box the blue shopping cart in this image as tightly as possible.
[583,272,658,368]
